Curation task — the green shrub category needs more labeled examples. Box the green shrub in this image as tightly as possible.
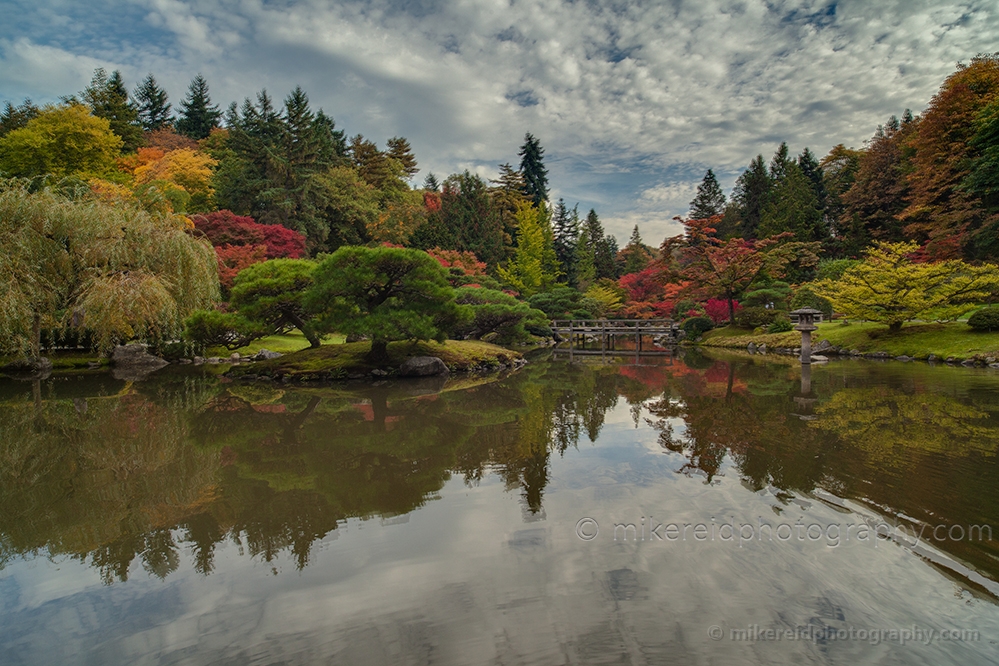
[790,285,833,319]
[816,258,860,282]
[528,286,599,320]
[734,306,779,329]
[681,316,714,338]
[742,281,791,309]
[452,287,549,343]
[968,307,999,332]
[766,316,793,334]
[183,309,263,351]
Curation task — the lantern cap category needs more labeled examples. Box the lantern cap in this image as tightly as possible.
[790,307,823,315]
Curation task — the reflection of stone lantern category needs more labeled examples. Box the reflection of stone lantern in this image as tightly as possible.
[791,307,822,365]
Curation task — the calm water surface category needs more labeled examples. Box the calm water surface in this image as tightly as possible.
[2,351,999,664]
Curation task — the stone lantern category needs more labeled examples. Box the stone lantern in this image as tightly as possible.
[791,307,822,364]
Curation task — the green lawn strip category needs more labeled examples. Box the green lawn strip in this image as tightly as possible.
[206,331,346,357]
[0,352,110,369]
[229,339,521,379]
[699,322,999,360]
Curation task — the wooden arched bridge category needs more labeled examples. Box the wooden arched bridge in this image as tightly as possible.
[551,319,681,357]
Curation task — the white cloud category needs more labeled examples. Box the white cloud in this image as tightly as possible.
[2,0,997,242]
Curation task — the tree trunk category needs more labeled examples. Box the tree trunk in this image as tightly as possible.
[888,321,903,333]
[31,313,41,361]
[727,293,735,325]
[287,313,322,348]
[368,338,389,362]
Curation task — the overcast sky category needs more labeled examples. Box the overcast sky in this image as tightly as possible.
[1,0,997,242]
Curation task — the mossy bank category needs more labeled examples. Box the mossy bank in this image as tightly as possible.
[227,339,524,383]
[698,321,999,365]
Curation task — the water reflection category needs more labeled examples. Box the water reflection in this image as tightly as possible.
[3,354,999,593]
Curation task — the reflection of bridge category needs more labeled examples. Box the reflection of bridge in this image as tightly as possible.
[551,319,681,356]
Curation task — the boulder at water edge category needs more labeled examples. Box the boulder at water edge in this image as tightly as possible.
[398,356,450,377]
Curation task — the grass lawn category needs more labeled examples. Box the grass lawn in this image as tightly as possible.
[700,321,999,360]
[229,339,521,379]
[210,331,346,356]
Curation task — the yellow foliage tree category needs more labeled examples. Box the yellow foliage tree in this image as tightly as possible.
[0,104,122,179]
[134,148,217,212]
[814,241,999,330]
[497,202,559,297]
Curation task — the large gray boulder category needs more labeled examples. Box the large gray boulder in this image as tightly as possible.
[1,356,53,380]
[398,356,450,377]
[813,339,832,353]
[254,349,283,360]
[111,343,168,380]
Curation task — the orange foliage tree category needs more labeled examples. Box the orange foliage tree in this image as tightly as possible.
[900,54,999,259]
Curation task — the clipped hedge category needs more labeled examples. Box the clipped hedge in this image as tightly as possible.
[968,307,999,332]
[681,316,714,339]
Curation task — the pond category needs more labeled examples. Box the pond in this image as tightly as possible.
[2,351,999,664]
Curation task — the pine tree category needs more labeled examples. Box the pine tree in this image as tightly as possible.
[622,225,652,274]
[731,155,771,239]
[797,147,827,212]
[688,169,726,219]
[581,209,617,280]
[759,162,825,242]
[82,68,142,152]
[0,99,39,137]
[386,137,419,179]
[489,163,529,255]
[423,172,440,191]
[176,74,221,140]
[576,224,596,289]
[552,198,580,286]
[769,142,792,183]
[133,74,173,131]
[518,132,549,206]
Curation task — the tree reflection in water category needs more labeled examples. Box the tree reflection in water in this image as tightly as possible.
[2,355,999,585]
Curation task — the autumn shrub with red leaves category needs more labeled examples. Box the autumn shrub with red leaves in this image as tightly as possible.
[216,244,268,293]
[191,210,307,259]
[427,247,486,276]
[703,298,740,325]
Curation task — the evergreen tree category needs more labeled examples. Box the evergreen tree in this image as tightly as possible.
[489,163,529,255]
[518,132,549,206]
[212,87,349,247]
[176,74,221,140]
[621,225,652,274]
[82,68,142,152]
[410,171,505,265]
[350,135,404,190]
[688,169,726,219]
[133,74,173,131]
[730,155,771,239]
[552,198,580,286]
[423,172,440,191]
[797,147,826,211]
[386,137,419,179]
[601,234,620,279]
[769,142,792,183]
[575,226,596,288]
[0,99,40,137]
[759,162,826,242]
[819,144,862,251]
[581,209,617,280]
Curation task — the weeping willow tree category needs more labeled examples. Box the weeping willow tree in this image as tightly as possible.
[0,181,219,357]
